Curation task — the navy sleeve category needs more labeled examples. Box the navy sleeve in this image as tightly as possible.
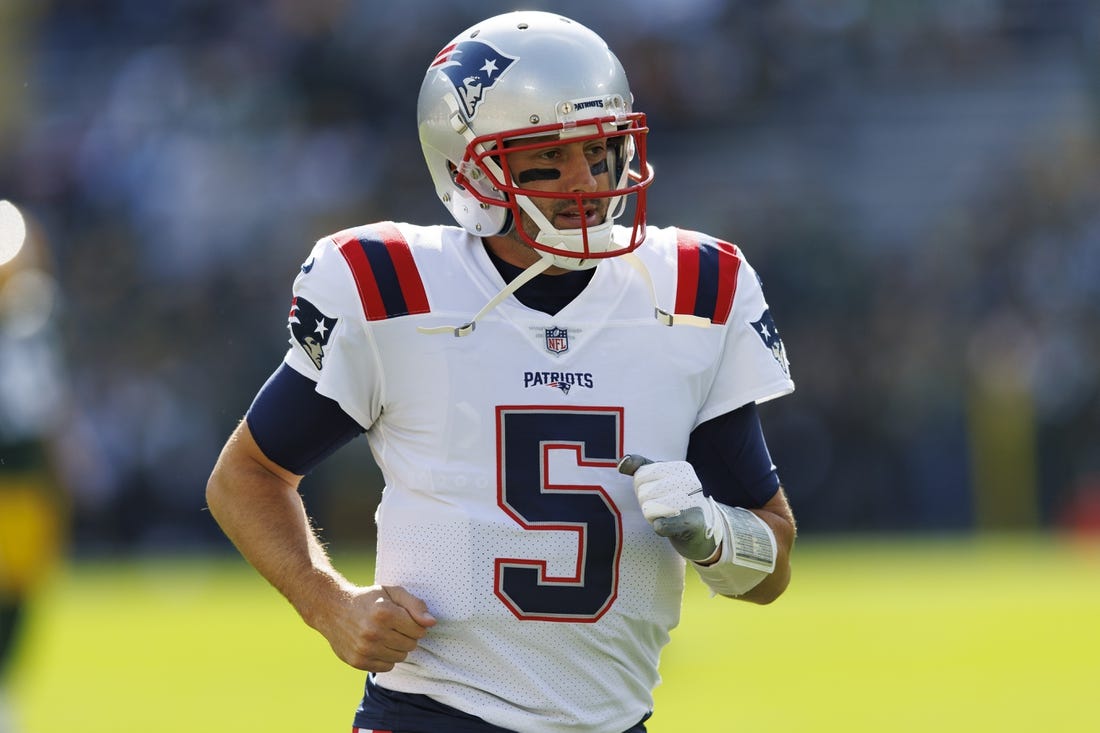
[245,363,366,475]
[686,402,780,509]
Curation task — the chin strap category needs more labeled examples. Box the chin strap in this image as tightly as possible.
[620,252,712,328]
[417,256,554,337]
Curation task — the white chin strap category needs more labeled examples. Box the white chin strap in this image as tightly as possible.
[522,195,614,270]
[417,256,555,337]
[620,252,712,328]
[416,249,712,338]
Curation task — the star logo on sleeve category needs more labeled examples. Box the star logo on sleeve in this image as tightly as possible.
[288,296,338,370]
[750,308,790,377]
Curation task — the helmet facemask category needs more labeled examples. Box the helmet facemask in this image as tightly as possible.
[456,112,652,271]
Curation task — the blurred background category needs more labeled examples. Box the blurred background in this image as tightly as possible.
[1,0,1100,729]
[3,0,1099,550]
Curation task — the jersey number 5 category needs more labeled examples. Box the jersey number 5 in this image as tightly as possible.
[494,406,624,622]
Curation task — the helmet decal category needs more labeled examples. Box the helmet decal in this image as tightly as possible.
[288,296,337,370]
[431,40,518,120]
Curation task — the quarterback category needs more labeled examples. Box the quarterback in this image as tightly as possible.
[207,10,797,733]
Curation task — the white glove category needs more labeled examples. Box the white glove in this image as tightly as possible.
[618,454,723,562]
[619,453,778,596]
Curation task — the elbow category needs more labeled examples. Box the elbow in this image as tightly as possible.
[205,449,244,525]
[749,566,791,605]
[734,562,789,605]
[205,469,227,523]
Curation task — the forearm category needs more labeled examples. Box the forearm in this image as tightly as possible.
[208,422,436,672]
[205,423,354,630]
[723,488,796,604]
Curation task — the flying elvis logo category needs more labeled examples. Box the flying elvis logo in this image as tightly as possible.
[289,296,337,370]
[431,40,517,119]
[751,308,790,377]
[524,371,595,395]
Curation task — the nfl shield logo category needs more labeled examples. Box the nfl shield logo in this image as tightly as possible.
[545,327,569,355]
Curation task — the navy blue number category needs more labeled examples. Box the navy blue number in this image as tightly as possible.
[495,407,623,622]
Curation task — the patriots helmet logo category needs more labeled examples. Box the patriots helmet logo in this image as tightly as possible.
[430,40,517,120]
[288,296,337,370]
[751,309,790,377]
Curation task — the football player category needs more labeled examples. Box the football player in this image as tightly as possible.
[207,11,797,733]
[0,217,68,733]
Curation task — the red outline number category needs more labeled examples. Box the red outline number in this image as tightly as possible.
[494,406,624,622]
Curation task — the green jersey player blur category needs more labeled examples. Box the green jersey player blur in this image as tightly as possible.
[207,10,797,733]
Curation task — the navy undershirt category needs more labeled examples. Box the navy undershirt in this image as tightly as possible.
[483,243,594,315]
[246,249,780,508]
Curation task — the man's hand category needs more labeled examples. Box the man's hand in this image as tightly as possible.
[316,584,436,672]
[618,454,723,563]
[206,423,438,667]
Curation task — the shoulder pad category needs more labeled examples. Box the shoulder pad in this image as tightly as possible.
[673,229,741,325]
[332,222,431,321]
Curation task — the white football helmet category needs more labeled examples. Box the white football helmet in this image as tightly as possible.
[417,11,654,271]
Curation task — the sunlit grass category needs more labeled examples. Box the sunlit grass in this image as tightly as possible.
[656,534,1100,733]
[10,534,1100,732]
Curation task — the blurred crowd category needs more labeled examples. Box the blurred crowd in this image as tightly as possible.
[1,0,1099,554]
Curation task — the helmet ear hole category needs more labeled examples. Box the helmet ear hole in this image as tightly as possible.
[446,185,512,237]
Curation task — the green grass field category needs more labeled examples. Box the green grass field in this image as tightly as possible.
[8,534,1100,733]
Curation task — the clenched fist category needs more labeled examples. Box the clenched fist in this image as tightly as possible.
[618,455,722,563]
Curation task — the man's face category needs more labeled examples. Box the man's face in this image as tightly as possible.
[502,135,613,243]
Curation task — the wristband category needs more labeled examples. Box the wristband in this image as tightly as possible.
[692,504,776,597]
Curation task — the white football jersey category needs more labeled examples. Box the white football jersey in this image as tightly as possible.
[282,222,794,733]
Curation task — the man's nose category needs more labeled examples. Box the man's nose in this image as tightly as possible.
[561,147,598,192]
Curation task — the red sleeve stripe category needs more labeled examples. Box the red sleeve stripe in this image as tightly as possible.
[673,229,740,325]
[674,231,702,317]
[335,223,430,321]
